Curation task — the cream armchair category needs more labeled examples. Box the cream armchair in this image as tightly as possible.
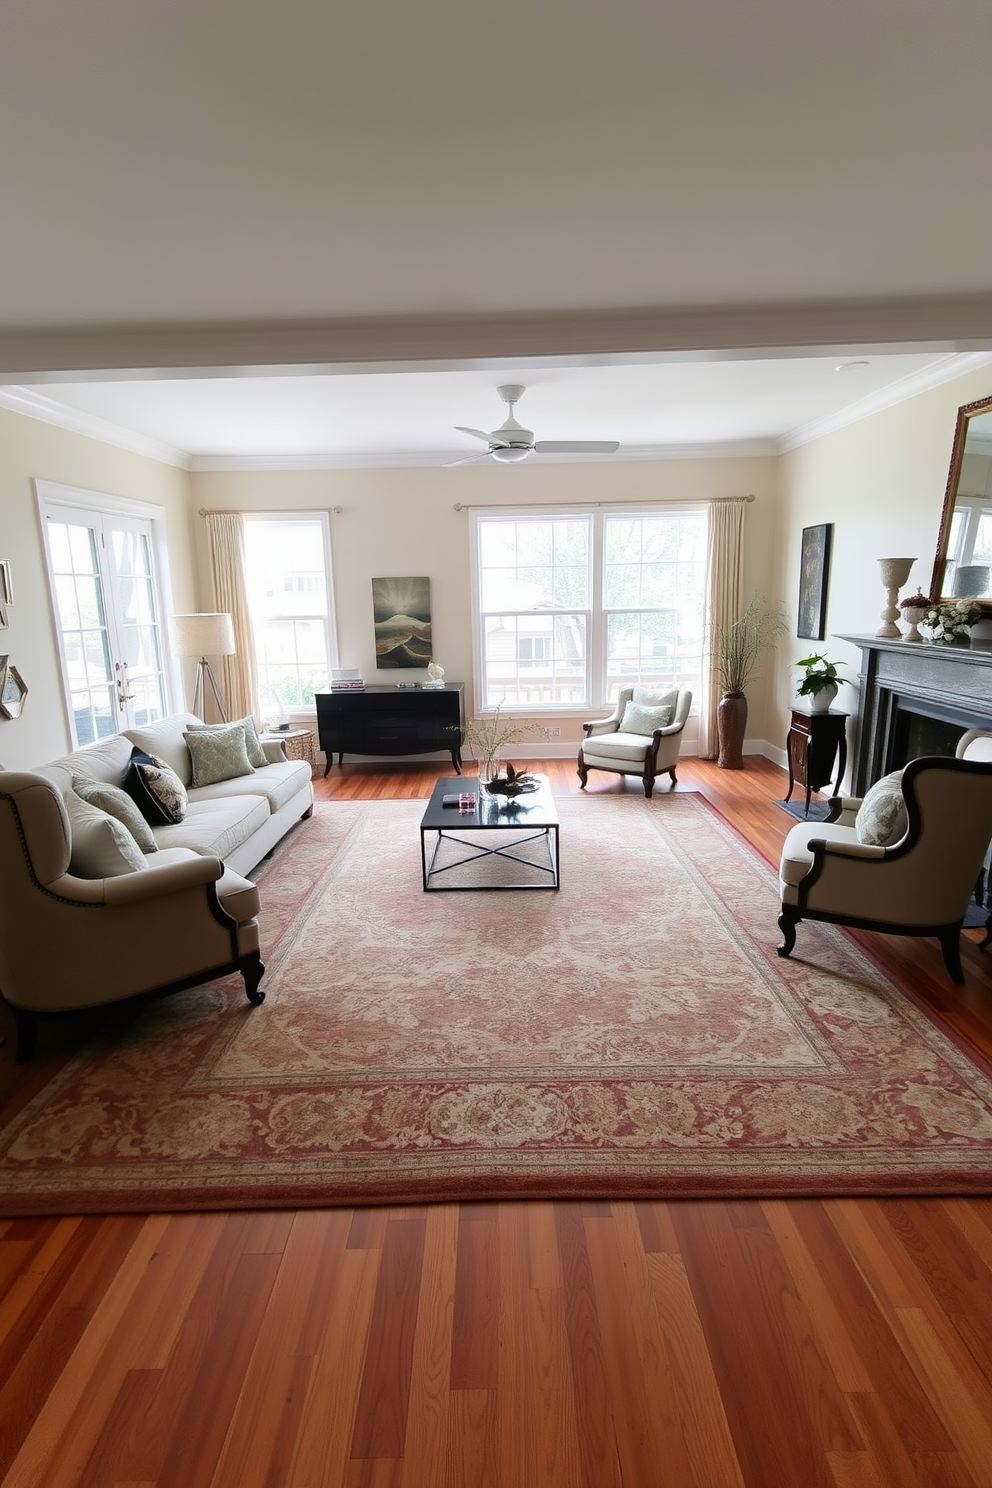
[777,755,992,982]
[578,687,692,798]
[0,771,265,1062]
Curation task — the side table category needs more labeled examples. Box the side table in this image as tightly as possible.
[260,727,318,772]
[785,709,848,816]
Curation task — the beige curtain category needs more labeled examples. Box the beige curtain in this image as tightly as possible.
[204,512,259,725]
[699,498,747,758]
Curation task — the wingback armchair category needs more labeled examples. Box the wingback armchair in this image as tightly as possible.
[578,687,692,798]
[0,771,265,1061]
[777,754,992,982]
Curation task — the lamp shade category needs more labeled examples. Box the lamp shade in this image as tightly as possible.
[170,612,236,658]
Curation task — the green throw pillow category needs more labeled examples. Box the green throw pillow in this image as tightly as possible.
[186,716,268,768]
[854,769,908,847]
[71,775,158,853]
[66,789,148,878]
[184,727,256,787]
[619,701,674,736]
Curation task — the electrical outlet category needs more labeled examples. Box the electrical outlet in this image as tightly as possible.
[546,726,561,737]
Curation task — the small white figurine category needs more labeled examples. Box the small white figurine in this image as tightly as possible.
[425,662,445,687]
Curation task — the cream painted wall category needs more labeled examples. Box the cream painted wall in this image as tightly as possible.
[773,368,992,786]
[0,408,195,769]
[190,454,780,756]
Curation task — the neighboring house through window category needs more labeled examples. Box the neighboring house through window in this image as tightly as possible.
[471,506,707,712]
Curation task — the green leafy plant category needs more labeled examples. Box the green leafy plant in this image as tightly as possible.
[716,596,788,694]
[795,653,848,698]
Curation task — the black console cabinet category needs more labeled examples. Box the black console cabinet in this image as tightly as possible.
[316,685,464,775]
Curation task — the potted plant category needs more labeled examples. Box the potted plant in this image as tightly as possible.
[795,653,848,713]
[715,596,787,769]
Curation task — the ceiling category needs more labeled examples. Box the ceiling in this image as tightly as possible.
[2,1,991,464]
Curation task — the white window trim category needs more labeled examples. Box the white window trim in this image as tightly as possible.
[470,503,707,716]
[242,509,339,720]
[34,479,182,741]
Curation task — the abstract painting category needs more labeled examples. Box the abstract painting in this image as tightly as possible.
[372,576,433,668]
[797,524,832,641]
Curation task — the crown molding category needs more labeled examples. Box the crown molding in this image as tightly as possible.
[777,351,992,452]
[3,293,992,380]
[0,385,189,467]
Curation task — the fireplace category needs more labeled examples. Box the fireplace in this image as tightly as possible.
[839,635,992,793]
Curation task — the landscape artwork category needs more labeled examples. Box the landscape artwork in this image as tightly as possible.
[372,576,433,668]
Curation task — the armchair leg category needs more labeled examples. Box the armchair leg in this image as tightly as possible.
[13,1007,38,1063]
[577,755,588,789]
[642,772,655,799]
[777,909,799,959]
[938,927,965,984]
[242,952,266,1006]
[668,767,678,787]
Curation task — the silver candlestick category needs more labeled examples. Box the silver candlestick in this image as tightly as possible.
[875,557,915,638]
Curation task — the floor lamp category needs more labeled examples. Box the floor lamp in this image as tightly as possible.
[170,612,236,722]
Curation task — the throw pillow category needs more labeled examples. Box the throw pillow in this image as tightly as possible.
[619,701,674,736]
[65,789,148,878]
[122,746,188,826]
[186,716,268,769]
[71,775,158,853]
[184,728,255,787]
[855,769,908,847]
[632,686,678,711]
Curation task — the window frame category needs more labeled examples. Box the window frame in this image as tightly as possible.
[470,504,707,715]
[242,509,338,720]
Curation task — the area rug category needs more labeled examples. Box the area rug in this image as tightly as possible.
[2,794,992,1215]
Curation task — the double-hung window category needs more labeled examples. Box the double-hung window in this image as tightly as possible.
[243,513,337,714]
[471,506,707,711]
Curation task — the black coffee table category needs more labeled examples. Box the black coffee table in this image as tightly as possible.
[420,775,560,891]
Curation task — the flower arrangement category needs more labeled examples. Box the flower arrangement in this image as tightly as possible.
[920,599,981,642]
[795,653,848,698]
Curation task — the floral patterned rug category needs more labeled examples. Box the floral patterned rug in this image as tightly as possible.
[3,793,992,1215]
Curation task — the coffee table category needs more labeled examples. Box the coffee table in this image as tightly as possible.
[420,775,560,891]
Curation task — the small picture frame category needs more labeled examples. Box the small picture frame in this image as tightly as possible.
[0,561,11,607]
[0,663,28,719]
[797,524,833,641]
[0,600,7,631]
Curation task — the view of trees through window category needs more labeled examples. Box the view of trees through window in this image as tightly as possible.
[243,516,335,711]
[474,508,707,709]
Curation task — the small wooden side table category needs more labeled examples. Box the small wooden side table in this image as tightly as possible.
[785,709,849,816]
[261,727,317,772]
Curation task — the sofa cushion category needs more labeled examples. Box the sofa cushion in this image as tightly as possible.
[620,700,673,735]
[186,716,268,769]
[72,775,158,853]
[583,731,656,763]
[66,789,147,878]
[779,821,879,887]
[184,728,255,788]
[124,713,201,787]
[189,758,312,813]
[855,770,908,847]
[152,794,270,860]
[36,732,134,797]
[122,747,188,826]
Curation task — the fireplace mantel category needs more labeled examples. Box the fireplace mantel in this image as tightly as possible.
[839,634,992,793]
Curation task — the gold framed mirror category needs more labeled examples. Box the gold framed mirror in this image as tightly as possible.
[930,393,992,612]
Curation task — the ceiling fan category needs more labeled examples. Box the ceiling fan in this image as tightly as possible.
[446,384,620,466]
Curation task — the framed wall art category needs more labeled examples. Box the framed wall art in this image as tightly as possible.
[0,662,27,719]
[797,524,833,641]
[372,577,433,669]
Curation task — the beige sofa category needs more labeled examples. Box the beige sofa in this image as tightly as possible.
[35,711,314,876]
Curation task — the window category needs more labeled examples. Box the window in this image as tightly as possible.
[243,514,336,712]
[472,506,707,710]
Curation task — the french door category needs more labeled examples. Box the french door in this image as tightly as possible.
[43,502,169,746]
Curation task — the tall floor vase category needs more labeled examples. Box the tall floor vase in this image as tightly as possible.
[717,690,748,769]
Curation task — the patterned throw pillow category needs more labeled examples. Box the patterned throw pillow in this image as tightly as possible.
[619,701,674,736]
[632,685,678,711]
[184,727,255,787]
[122,746,189,826]
[71,775,158,852]
[65,788,149,877]
[186,716,268,769]
[854,769,908,847]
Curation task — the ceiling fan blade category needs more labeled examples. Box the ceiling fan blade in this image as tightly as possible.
[442,452,492,468]
[454,426,493,443]
[533,440,620,454]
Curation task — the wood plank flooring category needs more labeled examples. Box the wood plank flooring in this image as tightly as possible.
[3,755,992,1487]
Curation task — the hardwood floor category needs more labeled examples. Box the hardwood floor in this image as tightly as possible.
[2,755,992,1487]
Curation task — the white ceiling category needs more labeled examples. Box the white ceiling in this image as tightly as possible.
[2,1,991,463]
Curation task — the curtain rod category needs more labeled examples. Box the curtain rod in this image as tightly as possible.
[451,494,755,512]
[197,506,344,516]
